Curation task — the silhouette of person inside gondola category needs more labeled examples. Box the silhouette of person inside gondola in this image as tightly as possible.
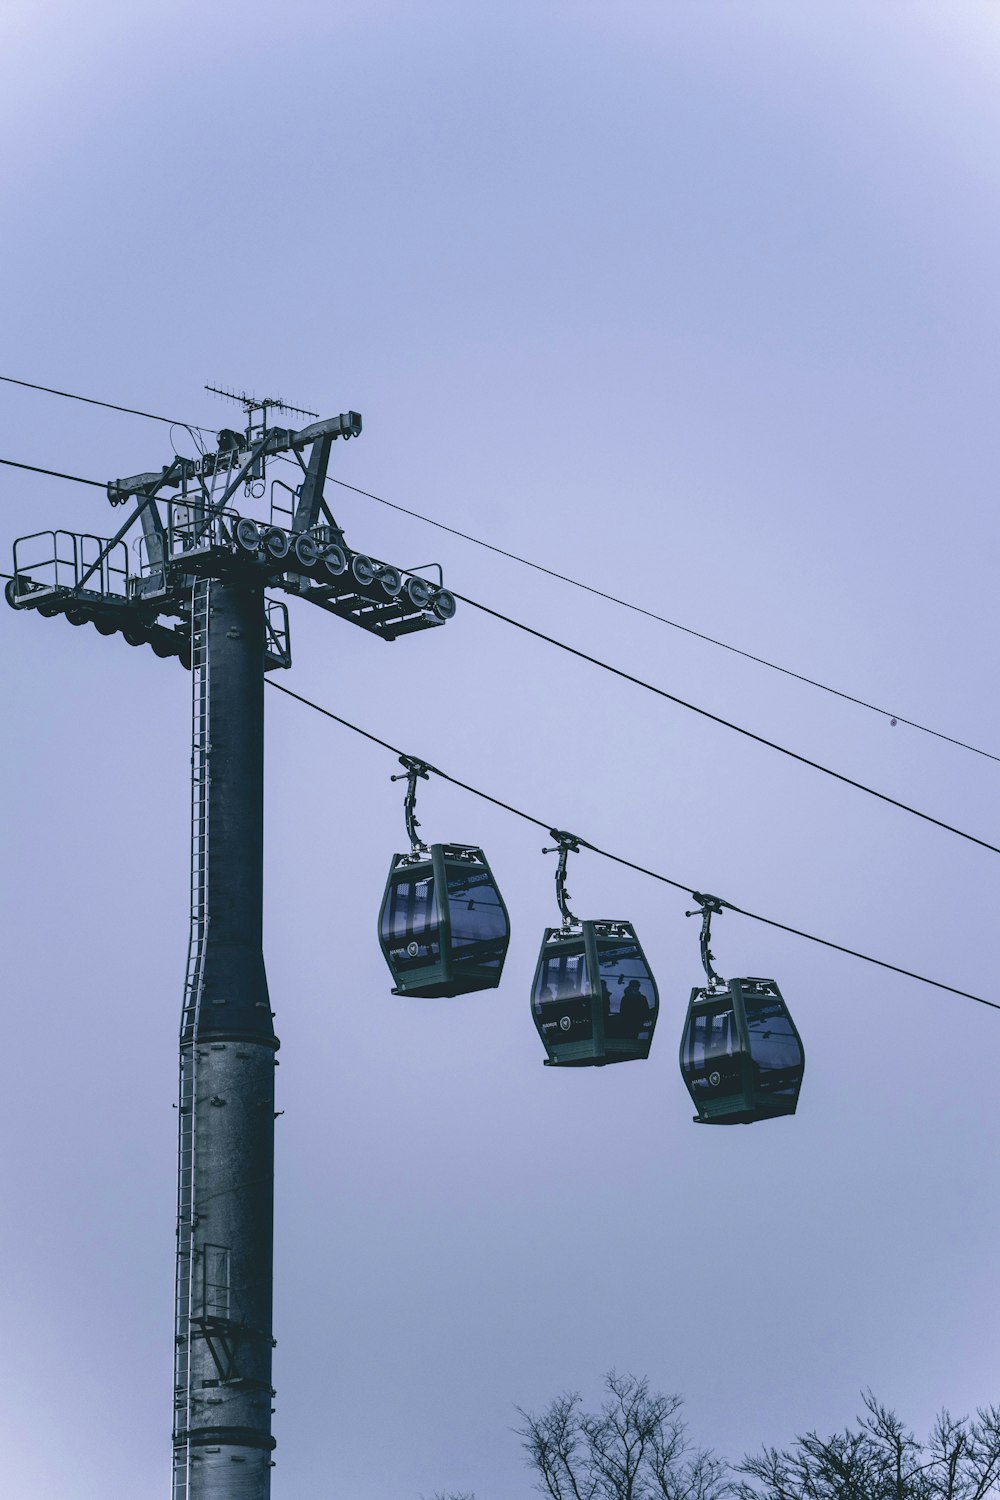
[618,978,652,1039]
[595,980,612,1032]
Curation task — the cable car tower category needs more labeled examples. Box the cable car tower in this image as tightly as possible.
[6,395,457,1500]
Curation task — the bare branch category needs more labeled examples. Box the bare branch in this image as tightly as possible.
[518,1372,721,1500]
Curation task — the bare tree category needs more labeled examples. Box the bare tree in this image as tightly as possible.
[733,1391,1000,1500]
[431,1384,1000,1500]
[516,1370,728,1500]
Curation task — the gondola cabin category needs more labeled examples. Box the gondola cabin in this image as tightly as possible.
[532,921,659,1066]
[679,978,804,1123]
[379,843,510,997]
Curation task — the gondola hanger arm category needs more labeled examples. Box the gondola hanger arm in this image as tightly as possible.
[391,755,433,855]
[686,891,733,991]
[543,829,582,933]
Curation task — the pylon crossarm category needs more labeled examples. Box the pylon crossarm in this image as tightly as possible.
[206,414,361,518]
[288,412,362,448]
[107,413,361,508]
[7,409,459,657]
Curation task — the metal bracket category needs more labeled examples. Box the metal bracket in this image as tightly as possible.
[685,891,733,990]
[402,562,444,588]
[194,1319,238,1384]
[542,829,582,933]
[290,434,334,533]
[391,756,432,855]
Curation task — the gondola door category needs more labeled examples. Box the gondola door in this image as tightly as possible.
[379,851,444,994]
[532,927,598,1063]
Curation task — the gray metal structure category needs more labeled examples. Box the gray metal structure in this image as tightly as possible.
[174,575,278,1497]
[6,403,457,1498]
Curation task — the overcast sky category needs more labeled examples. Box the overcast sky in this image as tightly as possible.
[3,3,1000,1497]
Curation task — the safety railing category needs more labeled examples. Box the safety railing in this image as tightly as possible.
[264,597,292,670]
[12,529,130,598]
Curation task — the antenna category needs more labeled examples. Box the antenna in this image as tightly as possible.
[203,385,323,494]
[204,383,320,423]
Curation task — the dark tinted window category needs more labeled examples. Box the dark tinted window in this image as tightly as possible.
[380,871,440,972]
[597,938,657,1040]
[533,945,592,1045]
[445,864,508,972]
[743,987,802,1097]
[682,1003,742,1096]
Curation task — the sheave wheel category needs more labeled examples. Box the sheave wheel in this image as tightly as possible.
[235,517,262,553]
[262,527,290,560]
[406,576,433,608]
[321,545,348,578]
[351,554,376,586]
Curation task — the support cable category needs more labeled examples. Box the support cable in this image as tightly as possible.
[3,450,995,858]
[0,374,216,434]
[1,439,994,997]
[2,453,998,855]
[453,591,1000,857]
[266,679,999,1012]
[326,475,1000,766]
[0,456,106,488]
[0,361,993,764]
[0,390,995,767]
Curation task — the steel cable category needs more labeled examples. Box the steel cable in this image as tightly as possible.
[0,373,216,434]
[453,592,1000,856]
[1,373,995,763]
[267,678,999,1011]
[3,453,998,856]
[0,456,107,488]
[0,362,994,762]
[327,475,1000,765]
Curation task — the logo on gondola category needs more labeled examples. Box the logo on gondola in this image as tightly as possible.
[559,1015,572,1031]
[407,941,419,957]
[708,1070,721,1087]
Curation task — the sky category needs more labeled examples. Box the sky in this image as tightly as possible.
[2,2,1000,1496]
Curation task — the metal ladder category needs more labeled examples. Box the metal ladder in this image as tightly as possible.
[173,577,212,1500]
